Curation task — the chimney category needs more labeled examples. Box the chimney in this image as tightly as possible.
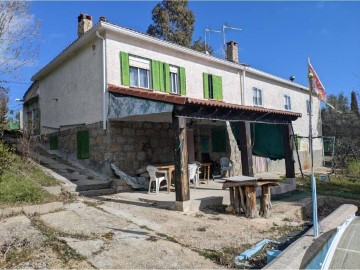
[77,13,93,37]
[226,41,239,63]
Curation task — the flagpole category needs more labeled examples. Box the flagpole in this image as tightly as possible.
[308,58,319,237]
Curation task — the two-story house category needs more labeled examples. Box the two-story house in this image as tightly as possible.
[23,14,323,197]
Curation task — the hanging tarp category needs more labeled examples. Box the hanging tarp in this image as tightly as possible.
[230,122,285,160]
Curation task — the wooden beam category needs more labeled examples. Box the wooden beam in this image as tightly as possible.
[173,115,190,201]
[284,124,295,178]
[239,121,254,177]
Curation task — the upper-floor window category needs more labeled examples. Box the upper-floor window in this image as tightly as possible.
[284,95,291,110]
[170,66,179,94]
[253,87,263,106]
[129,55,151,89]
[203,73,223,101]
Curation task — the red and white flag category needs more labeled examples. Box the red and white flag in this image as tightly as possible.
[308,60,326,102]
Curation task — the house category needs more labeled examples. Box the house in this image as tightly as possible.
[23,14,323,203]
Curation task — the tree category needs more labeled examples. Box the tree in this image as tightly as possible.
[0,1,40,76]
[322,92,360,167]
[191,37,214,55]
[0,87,9,134]
[350,90,359,116]
[147,0,213,54]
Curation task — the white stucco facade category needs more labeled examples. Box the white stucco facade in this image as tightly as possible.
[26,21,322,158]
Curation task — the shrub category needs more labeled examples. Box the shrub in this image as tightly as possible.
[346,160,360,178]
[0,141,15,177]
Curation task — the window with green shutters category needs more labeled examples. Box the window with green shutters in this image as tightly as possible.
[77,130,90,159]
[203,73,223,101]
[49,136,58,150]
[119,52,186,95]
[212,128,227,152]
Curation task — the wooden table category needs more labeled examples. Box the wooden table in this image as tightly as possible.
[200,162,211,183]
[155,164,175,193]
[222,176,279,219]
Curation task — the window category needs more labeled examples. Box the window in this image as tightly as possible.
[253,87,263,106]
[170,66,179,94]
[203,73,222,100]
[284,95,291,110]
[129,56,150,88]
[49,136,59,150]
[77,130,90,159]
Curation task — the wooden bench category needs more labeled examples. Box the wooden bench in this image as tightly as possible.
[222,176,279,218]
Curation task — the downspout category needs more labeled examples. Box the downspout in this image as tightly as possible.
[96,31,107,130]
[240,69,246,105]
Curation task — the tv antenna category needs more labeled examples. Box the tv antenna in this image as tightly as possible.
[222,24,242,57]
[204,28,221,54]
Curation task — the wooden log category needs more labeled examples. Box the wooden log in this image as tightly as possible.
[228,187,235,213]
[172,115,189,202]
[259,185,272,218]
[244,186,257,218]
[239,186,246,214]
[234,187,241,213]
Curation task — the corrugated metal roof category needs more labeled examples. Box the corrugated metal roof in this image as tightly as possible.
[107,84,302,118]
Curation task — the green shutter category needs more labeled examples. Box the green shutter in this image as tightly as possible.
[164,63,171,93]
[151,60,160,91]
[77,130,90,159]
[212,75,223,101]
[179,67,186,95]
[203,73,209,99]
[120,52,130,86]
[212,128,227,152]
[159,62,165,92]
[49,136,58,150]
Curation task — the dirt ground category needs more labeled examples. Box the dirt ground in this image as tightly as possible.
[0,193,350,269]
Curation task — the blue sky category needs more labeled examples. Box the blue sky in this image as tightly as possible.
[6,1,360,113]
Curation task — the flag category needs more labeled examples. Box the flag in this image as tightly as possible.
[308,60,326,102]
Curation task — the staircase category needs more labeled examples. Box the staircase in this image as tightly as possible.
[35,147,114,196]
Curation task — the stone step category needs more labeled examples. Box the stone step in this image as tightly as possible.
[75,180,113,192]
[79,188,115,197]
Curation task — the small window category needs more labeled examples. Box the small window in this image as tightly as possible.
[170,66,179,94]
[253,87,263,106]
[77,130,90,159]
[129,56,151,89]
[284,95,291,110]
[208,74,214,99]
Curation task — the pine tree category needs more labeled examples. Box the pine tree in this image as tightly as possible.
[350,90,359,116]
[147,0,213,54]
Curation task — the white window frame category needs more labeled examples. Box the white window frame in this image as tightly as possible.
[129,55,151,89]
[170,66,179,94]
[252,87,263,106]
[284,95,291,110]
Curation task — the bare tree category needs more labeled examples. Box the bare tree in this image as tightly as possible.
[0,87,8,136]
[0,1,40,77]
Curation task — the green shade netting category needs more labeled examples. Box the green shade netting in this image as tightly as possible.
[230,122,285,160]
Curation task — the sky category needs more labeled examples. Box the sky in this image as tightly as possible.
[5,1,360,114]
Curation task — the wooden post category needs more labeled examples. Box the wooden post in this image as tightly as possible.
[244,186,257,218]
[284,124,295,178]
[259,185,272,218]
[173,116,190,202]
[239,121,254,177]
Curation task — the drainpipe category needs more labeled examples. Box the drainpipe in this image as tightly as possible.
[240,69,246,105]
[96,31,107,130]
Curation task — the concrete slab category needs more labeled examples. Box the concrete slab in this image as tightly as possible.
[0,202,64,219]
[42,186,62,196]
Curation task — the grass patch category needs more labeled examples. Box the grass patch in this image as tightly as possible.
[0,151,60,206]
[0,248,32,268]
[199,245,251,267]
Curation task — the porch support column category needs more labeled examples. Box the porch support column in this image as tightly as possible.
[239,121,254,177]
[284,123,295,178]
[173,115,190,206]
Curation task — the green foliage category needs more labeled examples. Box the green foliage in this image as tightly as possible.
[0,88,9,132]
[350,91,359,116]
[0,141,15,176]
[147,0,213,54]
[346,160,360,178]
[191,37,214,54]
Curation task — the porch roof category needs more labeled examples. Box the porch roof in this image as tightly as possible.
[108,84,301,124]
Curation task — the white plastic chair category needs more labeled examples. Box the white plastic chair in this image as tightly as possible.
[147,165,169,194]
[220,157,234,177]
[188,163,200,189]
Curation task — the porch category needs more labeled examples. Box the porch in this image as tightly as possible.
[107,84,301,215]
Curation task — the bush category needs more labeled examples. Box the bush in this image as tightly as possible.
[346,160,360,178]
[0,141,15,177]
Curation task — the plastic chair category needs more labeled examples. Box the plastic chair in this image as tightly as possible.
[220,157,234,177]
[188,163,200,189]
[147,165,169,194]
